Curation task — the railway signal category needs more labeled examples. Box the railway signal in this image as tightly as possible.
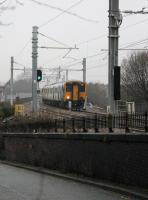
[114,66,120,100]
[37,69,42,82]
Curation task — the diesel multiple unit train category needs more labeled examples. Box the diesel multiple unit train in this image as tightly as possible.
[42,80,87,110]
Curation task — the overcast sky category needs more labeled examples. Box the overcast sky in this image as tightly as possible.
[0,0,148,84]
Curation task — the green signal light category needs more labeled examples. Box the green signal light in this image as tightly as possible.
[37,70,42,82]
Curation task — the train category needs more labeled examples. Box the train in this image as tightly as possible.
[42,80,87,110]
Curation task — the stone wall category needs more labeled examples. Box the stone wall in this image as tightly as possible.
[1,133,148,188]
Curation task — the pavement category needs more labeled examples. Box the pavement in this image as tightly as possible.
[0,161,148,200]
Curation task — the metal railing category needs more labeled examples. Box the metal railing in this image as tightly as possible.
[0,112,148,133]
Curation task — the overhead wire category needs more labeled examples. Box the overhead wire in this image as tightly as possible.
[11,1,82,62]
[122,39,148,49]
[14,2,148,79]
[121,17,148,31]
[87,62,107,70]
[76,16,148,47]
[15,38,31,58]
[14,60,30,69]
[29,0,99,24]
[39,32,70,47]
[39,0,85,28]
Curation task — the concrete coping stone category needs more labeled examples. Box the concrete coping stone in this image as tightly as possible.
[1,133,148,143]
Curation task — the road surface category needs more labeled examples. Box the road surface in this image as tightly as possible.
[0,163,134,200]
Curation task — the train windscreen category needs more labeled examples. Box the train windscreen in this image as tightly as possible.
[66,83,72,92]
[78,83,85,92]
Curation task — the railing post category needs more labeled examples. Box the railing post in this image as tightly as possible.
[63,118,66,133]
[55,119,57,132]
[48,119,51,132]
[125,112,130,133]
[108,114,113,133]
[72,118,75,133]
[94,113,99,132]
[145,112,148,132]
[83,117,87,132]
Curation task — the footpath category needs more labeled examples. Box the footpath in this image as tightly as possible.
[0,160,148,200]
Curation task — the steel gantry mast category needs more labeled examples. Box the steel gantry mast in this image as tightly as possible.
[108,0,122,114]
[32,26,38,115]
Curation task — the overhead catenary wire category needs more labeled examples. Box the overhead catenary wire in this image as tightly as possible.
[39,32,70,48]
[122,38,148,49]
[102,37,148,52]
[12,2,148,83]
[120,37,148,48]
[15,38,31,58]
[29,0,99,24]
[76,17,148,47]
[14,60,30,69]
[14,2,148,68]
[39,0,85,28]
[39,46,78,50]
[87,62,107,70]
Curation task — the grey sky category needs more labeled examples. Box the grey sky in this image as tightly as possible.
[0,0,148,84]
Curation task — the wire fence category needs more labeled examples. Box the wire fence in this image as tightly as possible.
[0,112,148,133]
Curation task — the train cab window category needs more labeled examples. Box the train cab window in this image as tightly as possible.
[66,83,72,92]
[79,83,85,92]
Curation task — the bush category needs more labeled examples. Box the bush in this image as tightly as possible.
[0,103,14,120]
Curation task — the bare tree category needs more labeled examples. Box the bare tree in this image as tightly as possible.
[87,82,107,108]
[121,51,148,105]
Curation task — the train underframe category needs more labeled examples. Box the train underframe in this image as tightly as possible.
[42,98,85,111]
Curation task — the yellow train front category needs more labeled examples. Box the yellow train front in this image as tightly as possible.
[42,80,87,110]
[64,81,87,110]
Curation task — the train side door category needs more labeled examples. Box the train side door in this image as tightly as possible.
[73,84,79,100]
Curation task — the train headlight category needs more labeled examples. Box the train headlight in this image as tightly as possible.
[67,96,70,99]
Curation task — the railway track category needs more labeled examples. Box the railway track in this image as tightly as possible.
[39,104,98,120]
[23,98,107,120]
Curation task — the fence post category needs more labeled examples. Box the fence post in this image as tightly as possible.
[125,112,130,133]
[94,113,99,132]
[72,118,75,133]
[83,117,87,132]
[55,119,57,132]
[48,119,51,132]
[108,114,113,133]
[63,118,66,133]
[145,112,148,132]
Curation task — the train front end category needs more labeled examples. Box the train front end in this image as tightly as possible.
[64,81,87,110]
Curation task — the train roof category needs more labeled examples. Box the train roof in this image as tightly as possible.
[43,80,85,88]
[66,80,84,84]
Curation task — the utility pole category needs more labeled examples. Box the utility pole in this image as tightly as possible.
[10,56,14,106]
[82,58,86,83]
[108,0,122,114]
[32,26,38,115]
